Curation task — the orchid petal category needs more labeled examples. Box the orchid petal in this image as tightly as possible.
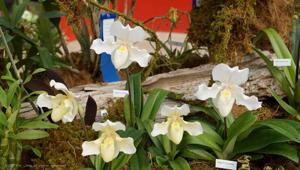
[160,104,190,117]
[212,90,235,117]
[111,46,130,70]
[111,20,145,42]
[90,39,118,55]
[129,46,151,68]
[36,93,53,108]
[183,121,203,136]
[235,93,262,110]
[100,136,118,162]
[168,121,184,144]
[51,99,72,122]
[212,64,249,85]
[116,136,136,154]
[92,120,126,132]
[50,80,68,92]
[151,122,169,137]
[81,139,101,156]
[195,83,222,100]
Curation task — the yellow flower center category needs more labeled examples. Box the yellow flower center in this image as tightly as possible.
[221,88,231,98]
[118,45,128,54]
[103,136,114,146]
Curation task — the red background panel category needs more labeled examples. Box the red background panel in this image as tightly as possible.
[60,0,192,41]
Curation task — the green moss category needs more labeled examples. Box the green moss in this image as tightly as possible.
[189,0,292,63]
[25,120,97,170]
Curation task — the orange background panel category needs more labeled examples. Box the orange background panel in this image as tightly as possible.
[60,0,192,41]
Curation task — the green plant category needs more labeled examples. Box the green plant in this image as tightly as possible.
[0,0,68,76]
[187,104,300,163]
[0,64,58,169]
[254,28,300,119]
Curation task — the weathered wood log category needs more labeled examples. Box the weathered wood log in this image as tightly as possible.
[20,52,283,118]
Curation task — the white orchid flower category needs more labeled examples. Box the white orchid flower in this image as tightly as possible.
[151,104,203,144]
[82,120,136,162]
[195,63,262,117]
[90,20,151,70]
[36,80,84,123]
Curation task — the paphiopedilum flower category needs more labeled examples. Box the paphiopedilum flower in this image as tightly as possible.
[195,63,262,117]
[82,120,136,162]
[36,80,84,123]
[90,20,151,70]
[151,104,203,144]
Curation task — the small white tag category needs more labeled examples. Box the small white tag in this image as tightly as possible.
[103,18,115,42]
[215,159,237,170]
[273,59,292,67]
[113,90,129,98]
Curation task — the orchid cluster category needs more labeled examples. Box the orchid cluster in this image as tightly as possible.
[35,20,266,167]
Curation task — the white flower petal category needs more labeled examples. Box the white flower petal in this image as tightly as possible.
[111,46,130,70]
[100,136,119,162]
[168,121,184,144]
[183,121,203,136]
[151,122,169,137]
[235,93,262,110]
[160,104,190,117]
[111,20,145,42]
[52,99,73,122]
[36,93,53,108]
[82,139,101,156]
[212,90,235,117]
[61,112,76,123]
[129,46,151,68]
[50,80,68,92]
[90,38,118,55]
[92,120,126,132]
[195,83,222,100]
[212,64,249,85]
[116,136,136,154]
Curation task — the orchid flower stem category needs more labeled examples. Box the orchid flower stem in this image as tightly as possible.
[78,113,89,141]
[0,27,39,114]
[125,69,134,125]
[224,117,227,138]
[170,142,177,160]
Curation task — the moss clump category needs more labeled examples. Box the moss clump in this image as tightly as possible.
[24,120,97,170]
[189,0,293,63]
[105,99,126,123]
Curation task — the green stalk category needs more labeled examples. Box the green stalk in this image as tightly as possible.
[0,27,39,114]
[126,69,135,126]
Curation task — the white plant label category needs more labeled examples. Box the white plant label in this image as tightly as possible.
[273,59,292,67]
[113,90,129,98]
[215,159,237,170]
[103,18,115,42]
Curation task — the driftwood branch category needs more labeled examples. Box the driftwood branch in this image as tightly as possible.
[21,52,283,118]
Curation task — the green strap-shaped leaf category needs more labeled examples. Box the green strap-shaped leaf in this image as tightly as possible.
[234,128,290,154]
[141,89,169,121]
[180,147,216,161]
[169,157,190,170]
[260,28,296,87]
[223,112,256,158]
[257,119,300,143]
[271,90,300,119]
[18,120,58,129]
[11,130,49,140]
[129,146,151,170]
[257,143,299,163]
[111,153,132,170]
[254,47,293,101]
